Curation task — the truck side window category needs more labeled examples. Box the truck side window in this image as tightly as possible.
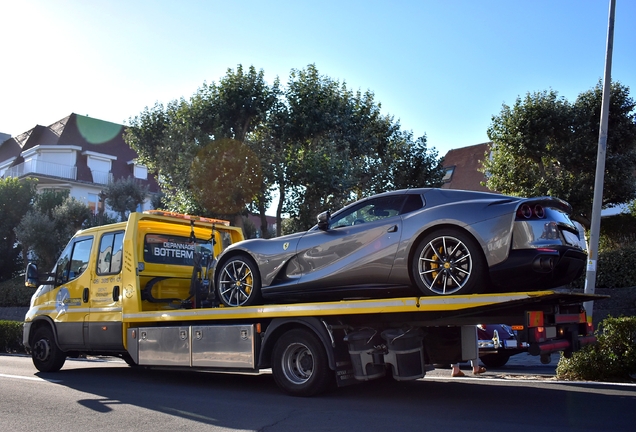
[98,231,124,275]
[55,237,93,285]
[143,234,213,266]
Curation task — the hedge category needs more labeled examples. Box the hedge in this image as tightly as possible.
[0,277,36,307]
[556,316,636,382]
[0,320,25,353]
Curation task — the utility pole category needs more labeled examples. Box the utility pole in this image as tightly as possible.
[584,0,616,323]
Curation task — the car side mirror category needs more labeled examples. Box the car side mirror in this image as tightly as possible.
[25,262,39,288]
[317,211,331,231]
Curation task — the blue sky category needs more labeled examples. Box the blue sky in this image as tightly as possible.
[1,0,634,158]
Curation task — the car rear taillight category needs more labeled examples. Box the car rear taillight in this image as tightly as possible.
[517,204,546,219]
[517,204,532,219]
[533,327,546,343]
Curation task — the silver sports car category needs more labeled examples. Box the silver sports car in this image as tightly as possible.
[213,188,587,307]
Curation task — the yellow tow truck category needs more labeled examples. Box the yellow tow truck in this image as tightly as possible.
[23,211,597,396]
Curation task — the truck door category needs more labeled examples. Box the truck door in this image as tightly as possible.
[87,230,125,350]
[51,235,94,351]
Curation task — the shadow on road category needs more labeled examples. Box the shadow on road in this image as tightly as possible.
[33,358,636,432]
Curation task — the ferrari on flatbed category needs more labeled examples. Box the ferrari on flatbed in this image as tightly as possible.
[213,188,587,307]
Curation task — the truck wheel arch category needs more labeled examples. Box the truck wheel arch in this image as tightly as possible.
[27,317,59,349]
[258,317,336,371]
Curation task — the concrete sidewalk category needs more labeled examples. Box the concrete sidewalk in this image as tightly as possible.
[426,352,559,380]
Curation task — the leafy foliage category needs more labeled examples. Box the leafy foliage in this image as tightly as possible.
[0,320,25,353]
[0,177,38,281]
[126,64,445,235]
[569,214,636,289]
[596,213,636,250]
[15,196,93,272]
[102,176,149,221]
[190,138,262,216]
[34,189,70,217]
[556,316,636,382]
[594,245,636,288]
[484,82,636,228]
[0,276,36,307]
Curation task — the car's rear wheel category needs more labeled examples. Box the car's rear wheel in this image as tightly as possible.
[216,254,262,307]
[412,228,486,296]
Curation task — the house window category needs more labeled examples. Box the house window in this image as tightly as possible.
[88,193,104,215]
[443,166,455,183]
[128,160,148,180]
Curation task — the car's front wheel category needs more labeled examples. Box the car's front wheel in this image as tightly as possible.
[216,254,262,307]
[412,228,486,296]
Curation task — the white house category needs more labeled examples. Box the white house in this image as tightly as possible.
[0,113,159,217]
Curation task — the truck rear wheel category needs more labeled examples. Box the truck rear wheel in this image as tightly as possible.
[31,326,66,372]
[271,329,333,397]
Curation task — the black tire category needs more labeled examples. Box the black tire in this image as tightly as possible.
[271,329,334,397]
[216,254,262,307]
[480,353,511,368]
[411,228,486,296]
[31,326,66,372]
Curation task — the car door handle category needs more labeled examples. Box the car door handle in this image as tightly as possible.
[113,285,120,302]
[83,287,89,303]
[387,225,398,233]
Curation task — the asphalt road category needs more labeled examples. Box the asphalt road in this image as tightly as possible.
[2,353,635,432]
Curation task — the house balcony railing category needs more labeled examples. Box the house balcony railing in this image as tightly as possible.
[4,160,113,184]
[5,160,77,181]
[91,170,113,185]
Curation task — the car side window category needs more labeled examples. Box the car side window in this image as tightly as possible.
[330,196,406,228]
[55,237,93,285]
[98,231,124,275]
[401,194,424,215]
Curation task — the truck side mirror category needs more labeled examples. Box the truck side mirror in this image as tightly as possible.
[25,262,39,288]
[317,211,331,231]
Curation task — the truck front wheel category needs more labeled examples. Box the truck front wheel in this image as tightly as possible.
[31,326,66,372]
[271,329,333,397]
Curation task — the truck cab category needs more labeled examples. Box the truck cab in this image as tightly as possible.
[23,211,244,370]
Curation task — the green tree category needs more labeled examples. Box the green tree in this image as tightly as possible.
[14,211,60,272]
[484,82,636,228]
[0,177,38,281]
[53,197,92,235]
[279,65,444,231]
[102,176,149,221]
[126,64,445,234]
[34,189,70,217]
[126,65,279,221]
[190,138,263,229]
[15,196,93,271]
